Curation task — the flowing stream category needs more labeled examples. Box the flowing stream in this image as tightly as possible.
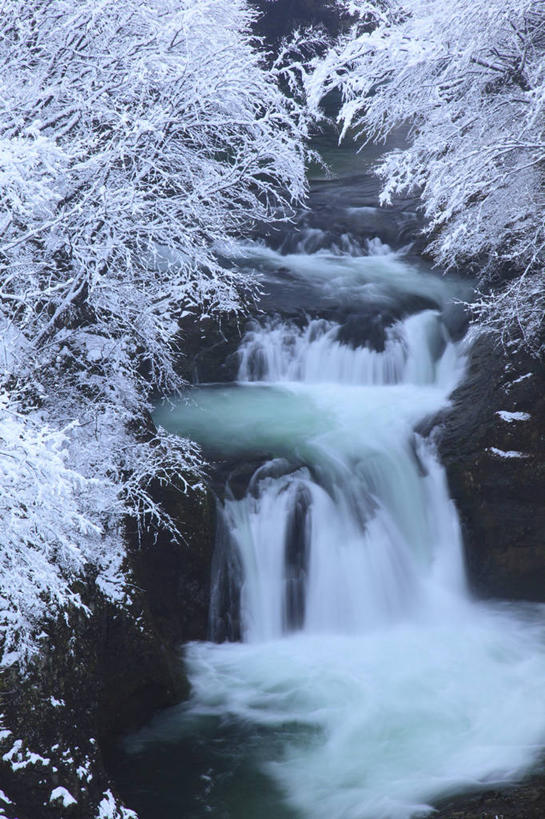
[114,172,545,818]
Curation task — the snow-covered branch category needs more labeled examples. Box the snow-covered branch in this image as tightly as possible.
[308,0,545,351]
[0,0,310,667]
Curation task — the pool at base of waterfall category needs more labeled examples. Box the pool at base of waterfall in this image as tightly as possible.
[113,606,545,819]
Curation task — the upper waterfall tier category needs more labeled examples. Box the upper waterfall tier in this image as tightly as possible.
[237,311,461,390]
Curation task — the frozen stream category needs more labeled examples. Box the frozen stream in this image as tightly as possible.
[117,230,545,817]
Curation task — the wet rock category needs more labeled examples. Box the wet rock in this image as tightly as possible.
[208,509,243,643]
[212,456,307,502]
[336,299,437,351]
[213,456,268,500]
[431,775,545,818]
[434,332,545,601]
[441,300,470,341]
[284,484,311,631]
[0,589,187,819]
[176,311,245,384]
[129,481,215,646]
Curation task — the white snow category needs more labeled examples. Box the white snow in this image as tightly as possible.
[496,410,531,422]
[25,751,51,767]
[2,740,22,763]
[511,373,533,385]
[2,738,50,770]
[488,447,529,459]
[50,787,77,807]
[77,761,93,782]
[96,790,138,819]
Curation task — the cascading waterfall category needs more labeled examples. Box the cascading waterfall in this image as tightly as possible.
[135,240,545,819]
[210,310,466,644]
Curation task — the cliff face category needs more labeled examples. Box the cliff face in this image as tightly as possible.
[436,332,545,601]
[0,485,214,819]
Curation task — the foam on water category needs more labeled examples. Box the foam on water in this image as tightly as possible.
[232,238,463,308]
[184,611,545,819]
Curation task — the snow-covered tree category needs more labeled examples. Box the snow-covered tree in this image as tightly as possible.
[1,0,310,391]
[309,0,545,350]
[0,0,310,666]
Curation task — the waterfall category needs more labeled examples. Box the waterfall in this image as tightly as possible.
[145,241,545,819]
[210,310,466,644]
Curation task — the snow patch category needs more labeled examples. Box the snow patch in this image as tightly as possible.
[96,789,138,819]
[50,786,77,807]
[3,739,50,770]
[77,760,93,782]
[496,410,531,422]
[2,739,22,763]
[511,373,533,385]
[25,751,51,767]
[488,447,529,459]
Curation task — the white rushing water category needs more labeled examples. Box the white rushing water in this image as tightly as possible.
[151,245,545,819]
[232,238,458,308]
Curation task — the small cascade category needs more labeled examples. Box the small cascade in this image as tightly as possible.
[232,236,461,310]
[237,310,449,387]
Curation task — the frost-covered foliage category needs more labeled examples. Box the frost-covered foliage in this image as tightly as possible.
[1,0,309,391]
[0,0,309,666]
[309,0,545,350]
[0,398,100,665]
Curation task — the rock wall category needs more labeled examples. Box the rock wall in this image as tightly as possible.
[436,332,545,601]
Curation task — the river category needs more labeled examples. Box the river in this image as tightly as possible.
[111,144,545,819]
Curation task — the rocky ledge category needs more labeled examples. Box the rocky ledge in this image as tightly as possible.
[432,776,545,819]
[425,330,545,817]
[436,331,545,601]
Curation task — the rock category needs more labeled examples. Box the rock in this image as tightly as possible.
[432,777,545,818]
[441,300,470,341]
[176,311,244,384]
[128,482,215,648]
[435,332,545,600]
